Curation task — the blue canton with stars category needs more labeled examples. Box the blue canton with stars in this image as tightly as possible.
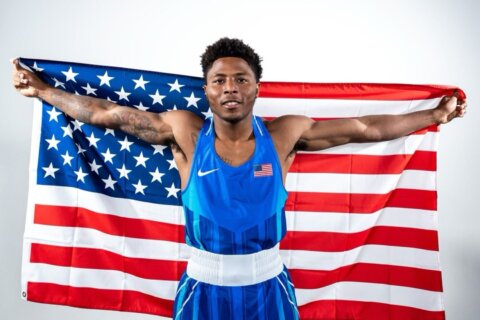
[21,58,210,205]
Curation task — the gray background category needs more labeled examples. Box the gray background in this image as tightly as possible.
[1,0,479,319]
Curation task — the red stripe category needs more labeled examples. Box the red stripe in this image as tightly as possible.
[299,299,445,320]
[289,263,442,291]
[286,189,437,213]
[259,82,464,101]
[34,204,185,242]
[27,282,173,317]
[30,243,187,280]
[281,226,439,251]
[290,150,436,174]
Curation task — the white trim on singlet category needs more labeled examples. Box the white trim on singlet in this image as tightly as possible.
[253,115,264,136]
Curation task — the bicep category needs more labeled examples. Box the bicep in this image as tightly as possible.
[104,107,174,144]
[298,118,367,151]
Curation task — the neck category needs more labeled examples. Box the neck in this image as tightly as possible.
[213,114,254,142]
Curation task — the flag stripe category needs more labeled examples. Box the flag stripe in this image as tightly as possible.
[34,204,185,242]
[286,208,438,232]
[298,300,445,320]
[289,263,443,291]
[30,243,186,280]
[286,170,436,193]
[290,150,436,174]
[258,82,462,100]
[295,282,444,311]
[27,282,173,319]
[281,226,439,251]
[285,189,437,213]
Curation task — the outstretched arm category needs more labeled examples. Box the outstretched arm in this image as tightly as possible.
[11,58,200,145]
[268,93,467,156]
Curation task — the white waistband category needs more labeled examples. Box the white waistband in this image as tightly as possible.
[186,245,283,286]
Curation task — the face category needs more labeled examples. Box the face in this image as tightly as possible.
[204,57,259,124]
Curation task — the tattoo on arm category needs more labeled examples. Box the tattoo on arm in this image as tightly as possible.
[48,89,95,123]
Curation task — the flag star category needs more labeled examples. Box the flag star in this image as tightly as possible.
[74,167,88,183]
[115,86,131,101]
[42,162,59,178]
[168,105,178,111]
[76,143,87,155]
[61,124,73,138]
[32,62,44,72]
[149,167,165,183]
[167,158,177,170]
[75,143,87,154]
[152,144,167,156]
[45,134,60,150]
[47,107,62,122]
[149,89,166,105]
[88,159,102,174]
[134,101,149,111]
[134,152,149,167]
[105,128,115,136]
[132,75,150,90]
[71,119,84,131]
[61,67,79,82]
[101,148,116,164]
[116,164,132,179]
[118,136,134,151]
[184,92,201,108]
[133,179,147,195]
[82,83,98,96]
[86,132,100,147]
[202,108,213,118]
[61,151,74,166]
[106,96,117,103]
[52,77,65,88]
[102,174,117,190]
[97,71,114,87]
[168,79,184,93]
[165,182,180,198]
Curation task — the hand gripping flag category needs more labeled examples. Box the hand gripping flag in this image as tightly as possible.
[19,58,465,319]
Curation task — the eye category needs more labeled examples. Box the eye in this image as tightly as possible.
[213,79,224,84]
[237,78,247,83]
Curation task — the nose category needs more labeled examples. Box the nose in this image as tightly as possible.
[223,78,238,94]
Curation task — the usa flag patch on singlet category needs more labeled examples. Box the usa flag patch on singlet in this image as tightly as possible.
[253,163,273,177]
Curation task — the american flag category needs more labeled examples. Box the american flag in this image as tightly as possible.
[253,163,273,177]
[20,58,464,319]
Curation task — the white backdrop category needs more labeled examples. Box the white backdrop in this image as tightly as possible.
[1,0,479,319]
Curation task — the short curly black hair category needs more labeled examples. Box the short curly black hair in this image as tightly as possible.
[200,37,263,82]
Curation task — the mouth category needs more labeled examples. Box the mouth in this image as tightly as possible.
[221,100,242,109]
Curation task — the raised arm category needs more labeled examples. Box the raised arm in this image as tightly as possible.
[11,58,201,146]
[268,93,467,158]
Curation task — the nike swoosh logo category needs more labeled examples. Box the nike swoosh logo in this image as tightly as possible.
[197,168,219,177]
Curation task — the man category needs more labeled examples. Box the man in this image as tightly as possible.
[12,38,466,319]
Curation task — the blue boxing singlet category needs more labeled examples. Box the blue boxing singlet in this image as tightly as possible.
[173,116,298,320]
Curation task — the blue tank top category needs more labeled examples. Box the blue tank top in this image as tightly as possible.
[181,116,288,255]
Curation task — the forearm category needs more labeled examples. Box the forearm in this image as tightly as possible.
[360,109,439,142]
[38,86,113,126]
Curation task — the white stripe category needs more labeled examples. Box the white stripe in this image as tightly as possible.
[24,263,178,300]
[295,281,444,311]
[33,184,184,224]
[275,276,299,314]
[253,115,264,136]
[286,207,438,232]
[286,170,436,193]
[174,280,199,320]
[300,132,438,155]
[280,245,441,271]
[255,97,441,118]
[25,224,190,260]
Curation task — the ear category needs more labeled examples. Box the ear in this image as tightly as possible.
[256,83,260,97]
[203,84,207,96]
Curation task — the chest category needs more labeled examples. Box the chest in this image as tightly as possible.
[214,139,256,167]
